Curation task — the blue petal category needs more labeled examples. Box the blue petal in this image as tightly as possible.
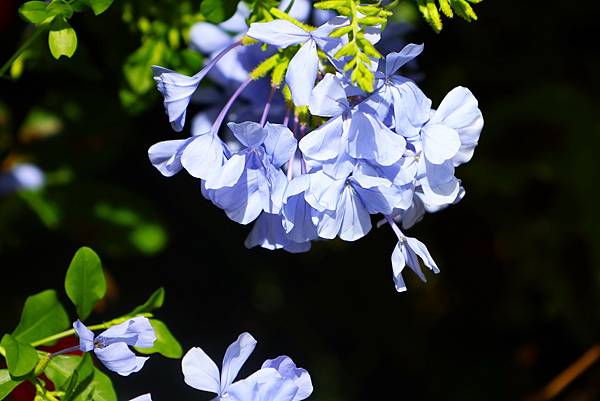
[406,236,440,273]
[430,86,484,166]
[262,356,313,401]
[182,347,221,394]
[317,186,371,241]
[247,20,309,48]
[228,121,267,148]
[205,153,247,190]
[299,116,343,161]
[98,317,156,348]
[211,168,267,224]
[264,123,297,167]
[181,133,228,180]
[148,138,193,177]
[129,394,152,401]
[390,79,431,138]
[309,73,349,117]
[422,123,461,164]
[228,368,299,401]
[152,66,203,132]
[73,320,94,352]
[348,111,406,166]
[94,343,148,376]
[245,213,311,253]
[221,333,257,392]
[286,40,319,106]
[391,242,407,292]
[385,43,424,77]
[304,171,346,212]
[419,159,460,206]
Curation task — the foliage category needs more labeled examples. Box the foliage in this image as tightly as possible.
[0,246,182,401]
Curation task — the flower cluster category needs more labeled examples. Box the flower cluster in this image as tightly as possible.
[148,9,483,292]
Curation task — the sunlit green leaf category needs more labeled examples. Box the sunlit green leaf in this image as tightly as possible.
[0,335,38,377]
[0,369,22,400]
[76,369,116,401]
[135,319,182,359]
[65,246,106,320]
[62,354,94,401]
[82,0,114,15]
[130,287,164,315]
[47,2,73,19]
[201,0,240,23]
[45,355,80,389]
[48,19,77,59]
[12,289,69,344]
[18,1,49,24]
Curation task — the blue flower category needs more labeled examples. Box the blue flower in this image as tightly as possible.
[148,132,230,180]
[247,17,347,106]
[261,356,313,401]
[281,175,320,244]
[305,165,410,241]
[245,212,311,253]
[73,318,156,376]
[300,74,406,175]
[182,332,312,401]
[0,163,45,196]
[203,122,296,224]
[389,225,439,292]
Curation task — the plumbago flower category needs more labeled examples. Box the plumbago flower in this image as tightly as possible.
[148,3,484,292]
[182,332,312,401]
[73,317,156,376]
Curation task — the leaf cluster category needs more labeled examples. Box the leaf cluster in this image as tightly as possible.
[0,246,182,401]
[17,0,115,62]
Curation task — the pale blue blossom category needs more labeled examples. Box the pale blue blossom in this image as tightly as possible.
[203,122,296,224]
[73,317,156,376]
[247,18,347,106]
[182,333,312,401]
[0,163,45,195]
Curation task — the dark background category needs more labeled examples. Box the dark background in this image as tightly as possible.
[1,1,599,400]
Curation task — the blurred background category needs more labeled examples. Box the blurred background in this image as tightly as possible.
[1,0,599,400]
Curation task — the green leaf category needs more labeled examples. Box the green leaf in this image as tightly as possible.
[65,246,106,320]
[0,369,22,400]
[45,355,80,389]
[75,369,116,401]
[12,289,69,344]
[129,287,165,315]
[62,354,94,401]
[18,1,50,24]
[48,19,78,59]
[47,1,73,18]
[82,0,114,15]
[201,0,240,23]
[0,335,38,378]
[123,39,166,94]
[135,319,182,359]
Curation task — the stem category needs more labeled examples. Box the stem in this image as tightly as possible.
[385,214,403,240]
[210,78,252,134]
[30,313,153,347]
[260,86,276,126]
[283,108,291,126]
[0,24,48,77]
[49,345,81,358]
[202,40,242,77]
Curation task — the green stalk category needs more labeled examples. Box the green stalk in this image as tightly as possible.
[0,23,49,77]
[29,313,153,347]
